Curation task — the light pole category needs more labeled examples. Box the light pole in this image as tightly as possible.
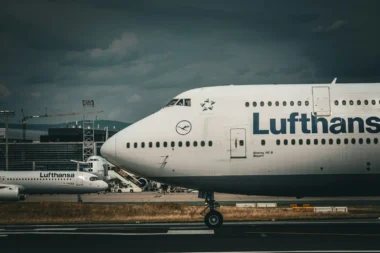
[0,110,15,171]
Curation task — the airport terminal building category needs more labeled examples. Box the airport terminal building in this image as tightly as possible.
[0,128,117,171]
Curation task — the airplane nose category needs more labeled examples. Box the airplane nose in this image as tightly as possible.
[101,137,115,162]
[100,181,109,190]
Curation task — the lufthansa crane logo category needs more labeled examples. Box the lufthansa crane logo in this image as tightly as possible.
[176,120,192,135]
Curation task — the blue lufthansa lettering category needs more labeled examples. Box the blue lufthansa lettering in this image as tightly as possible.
[253,112,380,135]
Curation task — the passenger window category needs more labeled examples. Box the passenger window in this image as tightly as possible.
[268,101,272,107]
[298,101,302,106]
[166,99,178,107]
[372,100,376,105]
[290,101,294,106]
[314,139,318,145]
[329,139,333,145]
[342,100,346,105]
[163,142,168,147]
[149,142,153,148]
[156,142,160,148]
[184,99,191,106]
[141,142,145,148]
[260,101,264,107]
[364,100,369,105]
[239,140,244,146]
[126,143,130,148]
[186,141,190,147]
[321,139,326,145]
[337,138,341,144]
[306,139,311,145]
[284,139,288,145]
[276,139,280,145]
[275,101,279,106]
[349,100,354,105]
[344,138,349,144]
[305,101,309,106]
[357,100,361,105]
[359,138,363,144]
[176,99,184,106]
[261,140,265,146]
[245,102,249,107]
[193,141,198,147]
[291,139,295,145]
[334,100,339,106]
[351,138,356,144]
[283,101,287,106]
[179,141,183,147]
[134,142,138,148]
[208,141,213,147]
[299,139,303,145]
[253,102,257,107]
[375,138,379,144]
[171,141,175,148]
[201,141,205,147]
[366,138,371,144]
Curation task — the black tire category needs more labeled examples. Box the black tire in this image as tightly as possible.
[204,210,223,228]
[130,189,134,193]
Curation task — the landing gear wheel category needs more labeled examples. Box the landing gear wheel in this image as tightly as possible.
[205,210,223,228]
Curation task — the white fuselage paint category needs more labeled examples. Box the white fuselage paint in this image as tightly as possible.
[0,171,108,194]
[101,83,380,197]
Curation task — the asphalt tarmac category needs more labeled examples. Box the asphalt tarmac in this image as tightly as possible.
[1,220,380,253]
[24,192,380,206]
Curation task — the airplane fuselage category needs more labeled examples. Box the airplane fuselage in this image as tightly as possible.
[101,83,380,197]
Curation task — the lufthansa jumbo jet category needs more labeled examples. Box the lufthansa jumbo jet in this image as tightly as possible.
[101,79,380,228]
[0,171,108,203]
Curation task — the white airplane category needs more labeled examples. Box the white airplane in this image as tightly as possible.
[101,79,380,228]
[0,171,108,203]
[72,155,150,190]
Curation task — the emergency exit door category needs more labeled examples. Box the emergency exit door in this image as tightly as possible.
[230,128,246,158]
[312,86,331,116]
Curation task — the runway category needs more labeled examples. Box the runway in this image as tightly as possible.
[1,220,380,252]
[24,192,380,206]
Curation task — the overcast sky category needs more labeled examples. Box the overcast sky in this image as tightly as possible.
[0,0,379,124]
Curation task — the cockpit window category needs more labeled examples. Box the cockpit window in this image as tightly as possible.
[184,99,191,106]
[89,176,99,181]
[166,99,178,107]
[165,98,191,107]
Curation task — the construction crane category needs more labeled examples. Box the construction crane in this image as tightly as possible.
[21,109,104,141]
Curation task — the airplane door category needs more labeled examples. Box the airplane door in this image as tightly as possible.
[230,128,246,158]
[76,173,83,186]
[312,86,331,116]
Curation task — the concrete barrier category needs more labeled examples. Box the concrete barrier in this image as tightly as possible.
[314,206,348,213]
[314,207,334,213]
[236,203,257,208]
[334,207,348,213]
[257,203,277,208]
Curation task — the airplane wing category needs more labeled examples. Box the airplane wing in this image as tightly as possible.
[70,160,89,164]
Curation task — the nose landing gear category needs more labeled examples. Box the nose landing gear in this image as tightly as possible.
[199,191,223,228]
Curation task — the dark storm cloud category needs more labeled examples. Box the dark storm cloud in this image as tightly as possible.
[0,0,379,124]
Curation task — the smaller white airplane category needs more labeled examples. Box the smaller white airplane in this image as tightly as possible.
[0,171,108,203]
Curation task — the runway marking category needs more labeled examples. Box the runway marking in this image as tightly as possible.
[245,231,380,237]
[0,235,7,237]
[260,233,267,237]
[167,230,214,235]
[34,228,77,231]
